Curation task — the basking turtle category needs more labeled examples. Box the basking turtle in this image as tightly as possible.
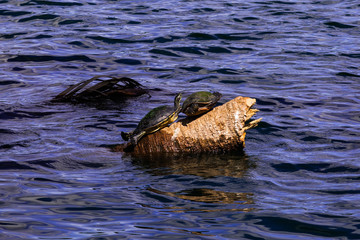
[121,93,182,149]
[181,91,222,117]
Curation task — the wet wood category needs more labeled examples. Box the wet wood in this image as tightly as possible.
[114,96,261,154]
[52,75,148,103]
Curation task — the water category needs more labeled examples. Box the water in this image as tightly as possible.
[1,0,360,239]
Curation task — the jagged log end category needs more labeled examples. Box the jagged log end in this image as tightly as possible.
[115,96,261,155]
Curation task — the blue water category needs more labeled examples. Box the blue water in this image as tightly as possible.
[1,0,360,239]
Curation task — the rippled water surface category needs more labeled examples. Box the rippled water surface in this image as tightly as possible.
[1,0,360,239]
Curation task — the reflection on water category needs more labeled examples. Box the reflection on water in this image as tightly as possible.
[147,186,254,205]
[131,152,255,178]
[132,153,256,212]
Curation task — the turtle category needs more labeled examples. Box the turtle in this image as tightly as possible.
[181,91,222,117]
[121,93,182,149]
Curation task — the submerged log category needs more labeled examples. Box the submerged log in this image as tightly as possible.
[52,75,148,103]
[114,96,261,154]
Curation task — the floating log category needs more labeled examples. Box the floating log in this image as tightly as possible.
[114,96,261,154]
[52,75,148,103]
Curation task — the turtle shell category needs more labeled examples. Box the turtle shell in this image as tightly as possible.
[182,91,222,116]
[121,93,182,149]
[133,104,178,136]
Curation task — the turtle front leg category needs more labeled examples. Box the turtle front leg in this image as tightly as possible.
[123,131,146,152]
[186,103,200,116]
[130,131,146,146]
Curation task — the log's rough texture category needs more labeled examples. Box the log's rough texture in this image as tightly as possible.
[117,96,261,154]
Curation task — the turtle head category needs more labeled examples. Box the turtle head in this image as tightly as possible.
[213,91,222,101]
[121,131,130,141]
[174,92,182,111]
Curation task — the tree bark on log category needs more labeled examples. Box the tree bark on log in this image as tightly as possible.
[114,96,261,154]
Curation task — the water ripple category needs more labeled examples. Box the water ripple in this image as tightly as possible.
[8,55,96,62]
[0,0,360,239]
